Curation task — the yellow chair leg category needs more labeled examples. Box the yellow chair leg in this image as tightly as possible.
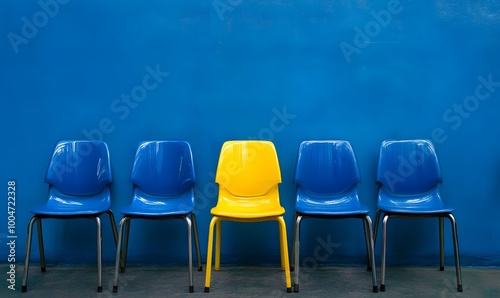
[277,216,292,292]
[215,219,221,271]
[278,219,285,270]
[204,217,219,292]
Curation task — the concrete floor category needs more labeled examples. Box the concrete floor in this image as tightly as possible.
[6,264,500,297]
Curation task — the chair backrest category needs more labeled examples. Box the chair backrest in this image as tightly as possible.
[130,141,195,196]
[44,140,112,195]
[216,140,281,197]
[294,140,360,195]
[376,139,442,194]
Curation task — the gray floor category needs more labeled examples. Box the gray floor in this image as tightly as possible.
[5,264,500,297]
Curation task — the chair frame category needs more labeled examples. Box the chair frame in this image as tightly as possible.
[203,140,292,293]
[113,213,202,293]
[373,139,463,292]
[373,211,462,292]
[22,209,118,292]
[290,140,378,293]
[292,213,378,293]
[204,215,292,293]
[112,140,202,293]
[22,140,118,293]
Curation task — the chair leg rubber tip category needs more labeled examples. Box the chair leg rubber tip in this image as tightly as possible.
[440,266,444,271]
[380,284,385,292]
[373,286,379,293]
[113,286,118,293]
[458,285,463,292]
[293,284,299,293]
[121,267,126,273]
[204,287,210,293]
[290,266,294,272]
[22,286,27,292]
[189,286,194,293]
[198,266,203,272]
[287,287,292,293]
[41,267,46,272]
[97,286,103,293]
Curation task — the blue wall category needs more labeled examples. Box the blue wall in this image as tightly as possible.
[1,0,500,267]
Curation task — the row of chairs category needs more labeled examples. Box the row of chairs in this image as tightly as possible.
[21,139,463,294]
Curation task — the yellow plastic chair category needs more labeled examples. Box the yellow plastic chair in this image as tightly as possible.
[204,140,292,293]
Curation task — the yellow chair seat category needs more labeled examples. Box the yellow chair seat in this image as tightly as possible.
[210,188,285,218]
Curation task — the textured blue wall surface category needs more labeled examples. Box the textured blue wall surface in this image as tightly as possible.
[1,0,500,267]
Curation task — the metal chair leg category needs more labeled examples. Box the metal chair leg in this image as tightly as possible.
[439,217,444,271]
[362,217,372,271]
[113,217,128,293]
[373,210,382,246]
[293,214,302,293]
[185,216,194,293]
[121,218,131,273]
[447,214,463,292]
[363,215,379,292]
[22,216,38,292]
[380,214,389,292]
[290,212,298,272]
[36,218,46,272]
[108,210,119,246]
[95,216,103,292]
[191,213,203,271]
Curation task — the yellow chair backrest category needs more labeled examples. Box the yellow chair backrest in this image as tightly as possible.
[216,141,282,197]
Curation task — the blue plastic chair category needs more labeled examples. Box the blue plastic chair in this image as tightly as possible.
[373,139,463,292]
[291,140,378,293]
[22,140,118,292]
[112,141,202,293]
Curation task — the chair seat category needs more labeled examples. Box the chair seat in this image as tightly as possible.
[295,188,370,216]
[378,187,454,214]
[31,188,111,216]
[210,187,285,218]
[120,188,195,217]
[211,201,285,218]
